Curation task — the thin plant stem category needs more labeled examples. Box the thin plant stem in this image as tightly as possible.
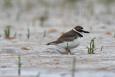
[87,38,96,54]
[101,46,104,51]
[27,28,30,39]
[71,56,76,77]
[4,25,11,39]
[18,54,21,76]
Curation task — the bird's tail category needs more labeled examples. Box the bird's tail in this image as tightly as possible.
[46,41,57,45]
[46,40,62,45]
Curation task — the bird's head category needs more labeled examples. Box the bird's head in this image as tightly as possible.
[74,26,90,33]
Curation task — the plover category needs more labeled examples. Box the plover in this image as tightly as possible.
[47,26,90,54]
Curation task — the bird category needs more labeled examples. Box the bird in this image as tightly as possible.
[47,26,90,54]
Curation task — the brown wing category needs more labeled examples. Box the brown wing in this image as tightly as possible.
[57,30,77,42]
[47,30,83,45]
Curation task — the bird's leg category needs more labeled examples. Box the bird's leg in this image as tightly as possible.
[65,48,72,54]
[65,42,72,54]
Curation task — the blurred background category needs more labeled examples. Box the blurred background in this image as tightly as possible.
[0,0,115,27]
[0,0,115,77]
[0,0,114,49]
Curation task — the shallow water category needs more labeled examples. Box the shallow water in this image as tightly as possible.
[0,0,115,76]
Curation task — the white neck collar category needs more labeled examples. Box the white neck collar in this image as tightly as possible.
[72,28,80,33]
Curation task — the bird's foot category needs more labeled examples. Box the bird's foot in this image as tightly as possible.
[65,48,73,55]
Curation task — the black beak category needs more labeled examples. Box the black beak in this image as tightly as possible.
[81,30,90,33]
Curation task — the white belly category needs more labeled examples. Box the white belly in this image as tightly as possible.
[57,38,80,49]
